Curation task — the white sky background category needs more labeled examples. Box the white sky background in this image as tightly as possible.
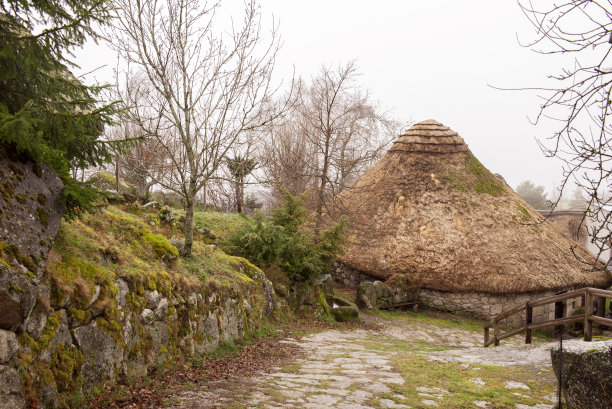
[74,0,580,197]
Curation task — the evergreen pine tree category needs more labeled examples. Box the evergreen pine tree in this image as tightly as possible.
[0,1,121,219]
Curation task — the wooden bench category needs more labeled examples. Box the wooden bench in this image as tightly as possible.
[379,301,418,313]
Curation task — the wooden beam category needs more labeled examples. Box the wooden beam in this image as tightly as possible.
[527,288,586,308]
[525,304,532,344]
[526,315,582,331]
[494,321,500,347]
[585,292,593,342]
[589,315,612,327]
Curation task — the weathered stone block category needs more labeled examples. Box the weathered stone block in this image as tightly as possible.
[0,330,17,364]
[73,320,123,394]
[551,340,612,409]
[0,365,24,409]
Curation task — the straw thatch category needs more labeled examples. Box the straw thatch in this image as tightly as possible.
[333,120,612,294]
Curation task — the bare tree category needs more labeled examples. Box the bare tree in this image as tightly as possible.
[260,121,317,204]
[296,61,398,238]
[106,121,167,201]
[519,0,612,265]
[111,0,290,256]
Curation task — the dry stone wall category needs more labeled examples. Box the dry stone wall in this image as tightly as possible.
[334,263,582,327]
[0,157,276,408]
[418,288,582,327]
[333,262,378,289]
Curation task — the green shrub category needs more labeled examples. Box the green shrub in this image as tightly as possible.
[225,192,346,282]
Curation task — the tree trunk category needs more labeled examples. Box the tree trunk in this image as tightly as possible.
[202,181,207,212]
[183,197,195,257]
[115,159,120,193]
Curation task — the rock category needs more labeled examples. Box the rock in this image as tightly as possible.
[356,280,417,310]
[158,207,175,223]
[196,226,217,241]
[38,381,58,408]
[194,313,220,354]
[144,290,160,309]
[140,309,155,325]
[25,311,47,339]
[73,320,124,394]
[147,321,170,366]
[0,330,18,364]
[142,201,161,210]
[243,299,252,316]
[115,279,129,310]
[187,293,197,307]
[315,273,334,295]
[290,282,317,308]
[40,310,72,362]
[0,365,25,409]
[551,339,612,409]
[169,238,185,255]
[261,277,275,316]
[356,293,373,309]
[87,285,101,308]
[0,156,63,333]
[330,297,359,322]
[154,298,169,320]
[219,298,245,341]
[273,283,288,298]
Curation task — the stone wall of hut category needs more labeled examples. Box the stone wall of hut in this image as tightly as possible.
[333,262,583,327]
[417,288,583,327]
[333,262,378,289]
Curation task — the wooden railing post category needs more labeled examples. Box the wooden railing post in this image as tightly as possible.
[484,326,489,347]
[584,290,593,342]
[525,303,532,344]
[494,320,500,346]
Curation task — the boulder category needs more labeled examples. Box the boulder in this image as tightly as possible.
[0,156,63,332]
[330,297,359,322]
[315,273,334,295]
[142,201,161,210]
[356,280,417,310]
[551,339,612,409]
[0,330,18,364]
[74,320,124,395]
[0,365,24,409]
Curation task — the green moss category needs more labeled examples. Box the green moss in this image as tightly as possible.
[36,206,50,227]
[0,258,10,268]
[38,311,63,350]
[2,242,37,272]
[52,343,85,392]
[316,288,331,317]
[1,180,15,201]
[445,153,505,197]
[141,231,179,259]
[7,162,23,177]
[15,193,27,204]
[465,153,505,196]
[37,193,47,205]
[8,284,23,293]
[516,203,532,221]
[68,308,89,325]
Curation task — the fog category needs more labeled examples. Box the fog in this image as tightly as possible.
[74,0,578,197]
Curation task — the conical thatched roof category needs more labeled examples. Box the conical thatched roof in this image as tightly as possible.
[333,120,612,294]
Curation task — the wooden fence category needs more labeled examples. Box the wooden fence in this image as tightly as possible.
[484,287,612,347]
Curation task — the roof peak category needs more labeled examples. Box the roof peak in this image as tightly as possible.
[392,119,468,154]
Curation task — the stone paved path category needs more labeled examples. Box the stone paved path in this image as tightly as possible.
[176,312,561,409]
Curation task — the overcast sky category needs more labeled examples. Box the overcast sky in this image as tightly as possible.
[75,0,577,197]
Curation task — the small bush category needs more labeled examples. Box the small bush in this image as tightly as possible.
[225,192,346,282]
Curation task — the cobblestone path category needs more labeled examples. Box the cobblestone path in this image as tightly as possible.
[176,313,561,409]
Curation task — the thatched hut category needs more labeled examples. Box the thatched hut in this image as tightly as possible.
[332,119,612,324]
